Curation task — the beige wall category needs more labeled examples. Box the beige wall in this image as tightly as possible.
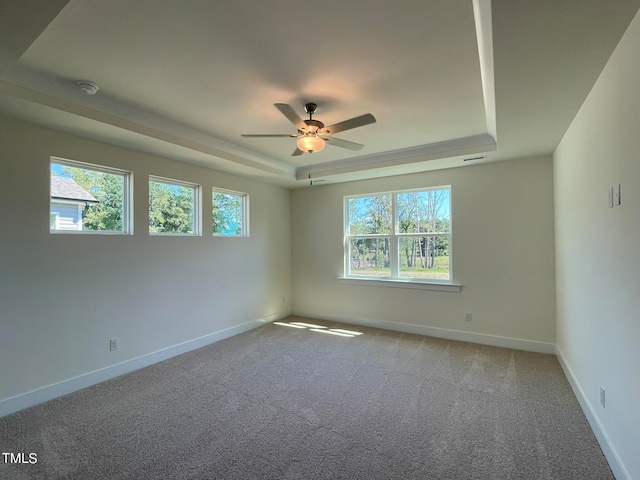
[554,9,640,480]
[291,156,556,351]
[0,118,292,410]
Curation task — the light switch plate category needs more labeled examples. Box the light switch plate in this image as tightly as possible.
[614,184,621,206]
[608,187,614,208]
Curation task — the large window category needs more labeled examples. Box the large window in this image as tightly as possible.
[212,188,248,236]
[345,187,451,282]
[149,177,200,235]
[50,158,132,234]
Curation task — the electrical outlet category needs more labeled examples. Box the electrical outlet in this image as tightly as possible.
[600,387,605,408]
[109,338,119,351]
[465,312,472,322]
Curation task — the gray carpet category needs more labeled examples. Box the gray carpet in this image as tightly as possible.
[1,316,613,479]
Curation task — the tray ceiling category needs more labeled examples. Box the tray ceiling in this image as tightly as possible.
[1,0,638,186]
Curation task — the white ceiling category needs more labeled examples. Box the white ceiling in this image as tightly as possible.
[1,0,639,187]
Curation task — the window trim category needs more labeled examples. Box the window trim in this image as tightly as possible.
[50,157,133,235]
[50,211,60,230]
[344,186,454,286]
[338,276,461,292]
[148,175,202,236]
[211,187,249,237]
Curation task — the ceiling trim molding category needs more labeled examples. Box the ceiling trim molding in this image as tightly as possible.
[0,81,294,179]
[473,0,497,140]
[295,133,496,180]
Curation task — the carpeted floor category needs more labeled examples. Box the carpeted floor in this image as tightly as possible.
[1,316,613,479]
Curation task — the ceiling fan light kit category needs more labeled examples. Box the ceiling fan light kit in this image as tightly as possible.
[297,133,325,153]
[242,102,376,156]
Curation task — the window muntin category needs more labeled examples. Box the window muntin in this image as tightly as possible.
[50,158,132,234]
[149,177,200,235]
[345,187,451,282]
[212,188,248,236]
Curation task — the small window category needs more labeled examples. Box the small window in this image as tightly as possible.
[50,158,132,234]
[212,188,248,236]
[345,187,452,282]
[149,177,200,235]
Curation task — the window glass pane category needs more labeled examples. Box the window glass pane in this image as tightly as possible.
[348,194,392,235]
[349,238,391,277]
[149,180,195,234]
[344,187,452,283]
[397,189,450,234]
[51,161,125,232]
[213,190,245,236]
[398,236,450,280]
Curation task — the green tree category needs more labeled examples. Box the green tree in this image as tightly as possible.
[213,192,242,235]
[149,181,194,233]
[397,190,448,270]
[366,195,391,268]
[347,195,393,271]
[60,165,123,231]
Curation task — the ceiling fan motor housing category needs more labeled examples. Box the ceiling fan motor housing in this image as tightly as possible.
[302,103,324,133]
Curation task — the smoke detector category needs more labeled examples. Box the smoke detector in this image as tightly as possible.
[76,81,99,95]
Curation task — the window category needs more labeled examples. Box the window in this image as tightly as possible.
[345,187,451,282]
[50,158,132,234]
[212,188,248,236]
[149,177,200,235]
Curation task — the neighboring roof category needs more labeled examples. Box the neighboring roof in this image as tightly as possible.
[51,176,97,202]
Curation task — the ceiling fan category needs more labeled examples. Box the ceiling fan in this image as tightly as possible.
[242,103,376,155]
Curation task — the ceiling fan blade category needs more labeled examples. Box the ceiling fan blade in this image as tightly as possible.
[241,134,297,138]
[323,136,365,151]
[274,103,306,131]
[292,147,304,156]
[322,113,376,135]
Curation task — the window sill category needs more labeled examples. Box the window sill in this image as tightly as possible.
[50,230,131,235]
[338,277,462,292]
[149,232,199,237]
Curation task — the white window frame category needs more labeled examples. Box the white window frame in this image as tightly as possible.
[50,157,133,235]
[342,186,460,291]
[50,211,60,230]
[149,176,201,236]
[212,187,249,237]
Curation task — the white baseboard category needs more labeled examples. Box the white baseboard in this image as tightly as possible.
[292,309,556,354]
[0,311,288,418]
[555,346,629,480]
